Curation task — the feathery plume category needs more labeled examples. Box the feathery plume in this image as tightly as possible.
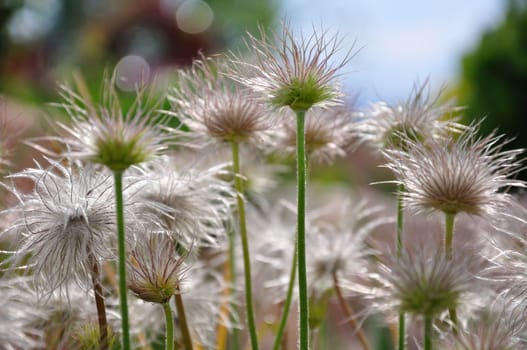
[228,24,353,111]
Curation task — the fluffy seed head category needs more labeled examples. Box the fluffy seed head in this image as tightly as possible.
[43,74,170,172]
[271,106,357,163]
[384,123,525,217]
[229,24,353,111]
[168,56,274,147]
[307,199,385,296]
[365,243,475,319]
[132,155,234,252]
[175,263,235,348]
[127,232,186,304]
[357,80,463,151]
[0,277,45,349]
[442,294,526,350]
[3,160,118,294]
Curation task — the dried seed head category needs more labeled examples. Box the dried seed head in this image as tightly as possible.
[307,199,385,296]
[364,242,476,319]
[0,277,45,349]
[127,232,187,304]
[3,160,119,294]
[132,155,234,252]
[384,123,525,217]
[38,74,170,172]
[168,56,274,147]
[175,263,236,348]
[229,24,353,112]
[442,294,526,350]
[357,80,463,152]
[272,106,357,163]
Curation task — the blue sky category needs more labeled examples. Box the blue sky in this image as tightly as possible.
[280,0,505,106]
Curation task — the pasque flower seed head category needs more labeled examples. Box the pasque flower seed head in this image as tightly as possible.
[357,80,463,152]
[3,160,121,294]
[41,74,171,172]
[384,123,525,217]
[229,24,353,112]
[127,232,187,304]
[168,56,274,147]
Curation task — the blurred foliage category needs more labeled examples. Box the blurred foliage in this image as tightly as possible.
[460,0,527,178]
[0,0,277,104]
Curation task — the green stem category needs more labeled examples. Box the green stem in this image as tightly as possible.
[228,228,240,350]
[444,212,458,332]
[396,186,405,350]
[113,171,130,350]
[295,110,309,350]
[230,141,259,350]
[396,184,404,256]
[444,212,456,260]
[272,244,298,350]
[398,313,405,350]
[424,316,432,350]
[163,302,175,350]
[89,253,109,350]
[174,290,193,350]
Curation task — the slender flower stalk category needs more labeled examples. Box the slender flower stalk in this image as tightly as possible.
[88,252,109,349]
[175,290,194,350]
[332,271,371,350]
[444,212,456,260]
[231,140,259,350]
[296,110,309,350]
[271,243,297,350]
[396,184,405,350]
[424,316,433,350]
[163,303,175,350]
[114,171,131,349]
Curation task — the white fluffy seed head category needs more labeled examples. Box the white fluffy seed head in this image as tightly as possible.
[228,24,353,111]
[3,160,119,295]
[127,231,187,304]
[36,74,171,172]
[357,80,464,152]
[131,155,234,254]
[270,106,357,163]
[362,241,477,320]
[384,123,525,217]
[168,56,275,148]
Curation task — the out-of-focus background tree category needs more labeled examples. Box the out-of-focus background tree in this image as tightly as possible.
[459,0,527,178]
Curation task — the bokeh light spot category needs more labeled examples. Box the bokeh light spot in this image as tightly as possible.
[114,55,151,92]
[176,0,214,34]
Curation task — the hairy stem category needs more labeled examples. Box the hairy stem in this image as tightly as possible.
[163,303,175,350]
[444,212,456,260]
[332,272,371,350]
[398,313,405,350]
[231,141,259,350]
[216,228,239,350]
[89,253,109,350]
[396,185,405,350]
[175,290,193,350]
[424,316,432,350]
[113,171,130,350]
[444,212,458,332]
[295,110,309,350]
[272,244,298,350]
[396,184,404,256]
